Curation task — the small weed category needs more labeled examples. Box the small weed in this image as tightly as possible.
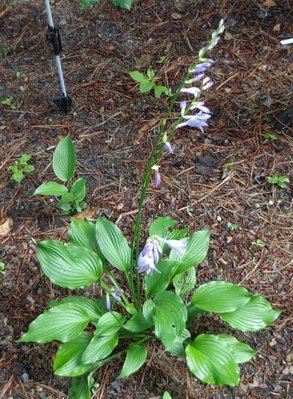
[130,68,172,99]
[2,43,12,57]
[9,154,35,183]
[263,132,279,141]
[222,162,233,172]
[1,96,16,110]
[16,71,26,79]
[156,55,167,64]
[252,239,265,247]
[0,262,5,274]
[267,175,289,189]
[227,222,239,231]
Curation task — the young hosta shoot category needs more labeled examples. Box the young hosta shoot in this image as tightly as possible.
[18,20,281,399]
[34,136,87,214]
[9,153,35,183]
[18,216,280,398]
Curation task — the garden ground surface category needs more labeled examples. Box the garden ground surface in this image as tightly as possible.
[0,0,292,398]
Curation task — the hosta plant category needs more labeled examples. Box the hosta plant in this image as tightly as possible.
[34,136,87,214]
[18,20,281,398]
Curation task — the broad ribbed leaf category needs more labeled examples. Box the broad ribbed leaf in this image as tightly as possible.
[192,281,252,313]
[34,181,68,196]
[172,230,210,274]
[186,334,240,386]
[167,329,191,357]
[217,334,256,363]
[221,295,281,332]
[96,217,131,271]
[163,392,172,399]
[153,291,187,350]
[149,217,177,238]
[82,334,118,364]
[53,136,76,182]
[36,240,103,288]
[68,219,97,251]
[142,299,155,323]
[118,343,147,378]
[144,260,175,297]
[18,304,91,343]
[70,177,86,202]
[49,296,103,321]
[173,267,196,298]
[95,312,124,337]
[110,0,134,10]
[68,375,92,399]
[54,333,93,376]
[124,312,153,332]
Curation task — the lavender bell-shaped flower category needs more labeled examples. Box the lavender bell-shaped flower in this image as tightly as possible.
[158,237,187,256]
[177,111,211,132]
[164,141,173,154]
[138,239,162,275]
[106,294,111,310]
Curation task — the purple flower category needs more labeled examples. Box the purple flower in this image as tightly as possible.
[164,141,173,154]
[181,87,201,97]
[190,60,214,74]
[111,288,122,302]
[192,73,205,82]
[202,77,214,90]
[138,239,162,275]
[190,101,211,114]
[158,237,187,257]
[106,294,111,310]
[154,169,161,187]
[177,111,211,132]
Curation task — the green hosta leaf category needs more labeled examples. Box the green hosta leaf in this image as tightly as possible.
[192,281,252,313]
[140,80,154,93]
[221,295,281,332]
[149,217,177,238]
[118,343,147,378]
[163,392,172,399]
[216,334,256,363]
[58,201,72,213]
[82,334,118,364]
[68,375,93,399]
[95,312,124,337]
[68,219,97,252]
[53,136,76,182]
[34,181,68,196]
[167,227,188,241]
[172,230,210,274]
[23,164,35,173]
[124,312,153,332]
[18,303,91,343]
[96,217,131,272]
[19,154,31,163]
[142,299,156,323]
[54,333,93,377]
[70,177,86,203]
[49,296,103,320]
[173,267,196,298]
[186,334,240,386]
[129,70,146,83]
[167,329,191,357]
[153,291,187,350]
[110,0,134,10]
[36,240,103,288]
[79,0,100,9]
[144,259,176,297]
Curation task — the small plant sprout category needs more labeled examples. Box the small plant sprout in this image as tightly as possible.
[80,0,134,10]
[34,136,87,214]
[1,96,16,110]
[2,42,12,57]
[263,132,279,141]
[223,162,234,172]
[162,392,172,399]
[156,55,167,64]
[16,71,26,79]
[227,222,239,231]
[9,154,35,183]
[267,175,289,189]
[252,239,265,247]
[19,20,281,399]
[0,262,5,274]
[129,68,172,98]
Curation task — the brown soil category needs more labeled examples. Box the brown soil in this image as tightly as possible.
[0,0,292,398]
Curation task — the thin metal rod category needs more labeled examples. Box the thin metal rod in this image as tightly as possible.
[44,0,67,97]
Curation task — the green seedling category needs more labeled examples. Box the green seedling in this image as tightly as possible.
[80,0,134,9]
[2,43,12,57]
[1,96,16,110]
[34,136,87,214]
[0,262,5,274]
[130,69,173,99]
[156,55,167,64]
[222,162,233,172]
[16,71,26,79]
[227,222,238,231]
[267,175,289,189]
[9,154,35,183]
[162,392,172,399]
[263,132,279,141]
[252,239,265,247]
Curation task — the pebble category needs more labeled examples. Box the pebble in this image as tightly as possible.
[20,372,29,383]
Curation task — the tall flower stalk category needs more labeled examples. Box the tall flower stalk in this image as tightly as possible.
[132,20,225,304]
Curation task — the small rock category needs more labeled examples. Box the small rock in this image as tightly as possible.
[197,156,219,168]
[224,32,234,41]
[171,12,182,20]
[110,381,121,393]
[20,372,29,383]
[194,165,214,177]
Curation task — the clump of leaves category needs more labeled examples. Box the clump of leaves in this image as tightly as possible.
[1,96,16,110]
[263,132,279,141]
[9,154,35,183]
[222,162,233,172]
[130,69,173,99]
[267,175,289,189]
[227,222,238,231]
[0,262,5,275]
[34,136,87,214]
[80,0,134,10]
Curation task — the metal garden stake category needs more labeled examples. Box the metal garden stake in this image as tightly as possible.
[44,0,72,112]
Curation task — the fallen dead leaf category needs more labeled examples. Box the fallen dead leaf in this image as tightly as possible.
[262,0,276,7]
[74,208,96,220]
[0,218,13,237]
